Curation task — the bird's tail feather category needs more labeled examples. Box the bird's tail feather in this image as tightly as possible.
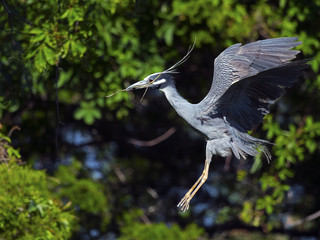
[229,128,272,162]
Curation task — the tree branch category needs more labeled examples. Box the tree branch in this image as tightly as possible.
[128,127,176,147]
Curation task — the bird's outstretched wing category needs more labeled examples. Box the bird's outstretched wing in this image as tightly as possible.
[213,60,309,132]
[197,37,308,132]
[200,37,302,105]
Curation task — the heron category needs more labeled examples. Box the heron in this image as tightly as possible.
[125,37,309,212]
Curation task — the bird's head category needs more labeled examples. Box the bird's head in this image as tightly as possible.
[126,72,173,91]
[126,42,195,92]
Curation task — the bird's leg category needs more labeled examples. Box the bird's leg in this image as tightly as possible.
[177,159,211,212]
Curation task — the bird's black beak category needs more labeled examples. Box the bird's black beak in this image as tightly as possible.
[126,79,150,91]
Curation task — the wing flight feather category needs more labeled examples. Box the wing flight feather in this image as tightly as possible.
[200,37,302,104]
[197,37,309,132]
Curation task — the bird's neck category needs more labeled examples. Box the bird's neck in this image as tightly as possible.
[160,83,195,120]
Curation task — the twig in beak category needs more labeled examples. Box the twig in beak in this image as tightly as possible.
[140,86,149,102]
[106,89,127,98]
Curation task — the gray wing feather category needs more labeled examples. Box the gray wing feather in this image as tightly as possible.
[200,37,302,105]
[214,60,310,132]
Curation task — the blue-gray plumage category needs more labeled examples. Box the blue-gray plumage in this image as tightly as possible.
[126,37,309,212]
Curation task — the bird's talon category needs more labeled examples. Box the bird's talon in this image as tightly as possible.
[177,196,188,207]
[177,194,191,212]
[178,201,190,212]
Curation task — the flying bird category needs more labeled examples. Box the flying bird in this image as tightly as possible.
[125,37,309,212]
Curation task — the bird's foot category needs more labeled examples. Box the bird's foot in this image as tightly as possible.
[177,194,191,212]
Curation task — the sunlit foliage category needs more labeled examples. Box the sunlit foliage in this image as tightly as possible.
[0,132,75,239]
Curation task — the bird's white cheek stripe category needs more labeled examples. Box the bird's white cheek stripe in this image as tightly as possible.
[153,79,166,85]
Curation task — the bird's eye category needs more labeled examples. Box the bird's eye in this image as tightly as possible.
[149,79,153,83]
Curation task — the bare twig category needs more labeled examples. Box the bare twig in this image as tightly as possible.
[8,125,20,137]
[128,127,176,147]
[289,210,320,227]
[146,187,158,199]
[106,88,127,98]
[140,212,151,225]
[113,166,127,183]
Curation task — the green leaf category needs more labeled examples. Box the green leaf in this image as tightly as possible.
[58,69,73,88]
[61,40,71,58]
[250,152,262,173]
[70,40,87,57]
[6,147,21,158]
[30,32,46,43]
[279,0,287,9]
[34,48,46,72]
[74,101,102,125]
[43,46,56,65]
[164,24,175,46]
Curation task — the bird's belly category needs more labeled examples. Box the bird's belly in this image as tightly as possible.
[188,117,228,140]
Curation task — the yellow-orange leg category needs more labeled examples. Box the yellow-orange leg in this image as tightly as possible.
[177,160,210,212]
